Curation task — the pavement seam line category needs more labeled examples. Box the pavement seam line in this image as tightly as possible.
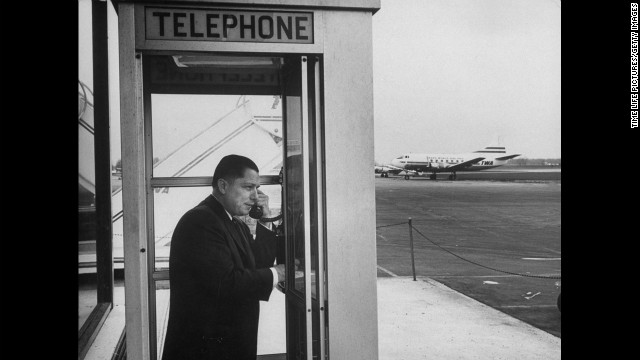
[377,265,398,277]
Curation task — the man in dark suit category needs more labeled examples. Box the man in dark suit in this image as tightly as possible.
[162,154,285,360]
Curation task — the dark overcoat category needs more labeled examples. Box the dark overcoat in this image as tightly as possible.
[161,195,278,360]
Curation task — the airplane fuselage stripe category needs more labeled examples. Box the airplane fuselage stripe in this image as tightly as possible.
[404,161,502,165]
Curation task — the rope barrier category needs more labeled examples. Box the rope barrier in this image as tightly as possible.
[409,224,561,280]
[375,221,408,229]
[111,218,560,279]
[376,219,561,280]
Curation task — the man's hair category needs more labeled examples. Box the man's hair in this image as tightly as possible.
[212,154,259,189]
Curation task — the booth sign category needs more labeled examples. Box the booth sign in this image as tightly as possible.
[145,7,314,43]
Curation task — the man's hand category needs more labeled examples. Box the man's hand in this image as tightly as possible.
[274,263,285,283]
[256,189,271,219]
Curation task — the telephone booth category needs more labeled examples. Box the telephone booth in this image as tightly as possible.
[115,1,379,359]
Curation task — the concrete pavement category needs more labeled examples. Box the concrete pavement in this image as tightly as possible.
[377,277,561,360]
[257,276,560,359]
[88,276,560,359]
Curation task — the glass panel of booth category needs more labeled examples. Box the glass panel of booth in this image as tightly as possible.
[283,129,318,301]
[151,184,283,271]
[145,54,285,179]
[78,140,98,330]
[139,53,302,360]
[283,72,306,296]
[154,279,171,360]
[282,55,326,359]
[137,52,325,359]
[149,94,284,179]
[283,57,322,302]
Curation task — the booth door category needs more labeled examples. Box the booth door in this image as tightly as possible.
[135,53,326,360]
[282,56,327,360]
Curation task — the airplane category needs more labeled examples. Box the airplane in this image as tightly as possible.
[388,145,520,180]
[374,164,404,177]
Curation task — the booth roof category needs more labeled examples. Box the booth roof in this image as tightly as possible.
[109,0,380,14]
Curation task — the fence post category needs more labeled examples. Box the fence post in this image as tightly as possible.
[409,218,416,281]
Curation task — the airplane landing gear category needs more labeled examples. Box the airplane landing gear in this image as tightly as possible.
[404,175,410,180]
[448,172,457,180]
[430,173,436,180]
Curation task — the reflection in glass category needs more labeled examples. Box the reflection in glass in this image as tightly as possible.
[78,197,97,329]
[155,281,171,360]
[150,93,283,178]
[284,75,306,294]
[79,78,97,330]
[286,153,306,294]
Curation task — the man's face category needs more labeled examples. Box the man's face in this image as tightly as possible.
[219,168,260,216]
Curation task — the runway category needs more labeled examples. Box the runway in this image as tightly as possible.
[374,168,561,338]
[390,165,561,181]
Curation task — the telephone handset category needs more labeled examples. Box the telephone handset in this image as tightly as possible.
[249,204,283,222]
[250,168,286,269]
[249,167,284,223]
[248,204,264,220]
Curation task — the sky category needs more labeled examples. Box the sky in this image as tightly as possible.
[78,0,561,164]
[372,0,561,162]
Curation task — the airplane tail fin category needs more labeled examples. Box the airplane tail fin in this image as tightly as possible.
[472,145,507,155]
[473,144,520,161]
[495,154,520,161]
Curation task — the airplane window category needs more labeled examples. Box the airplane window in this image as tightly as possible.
[396,156,403,159]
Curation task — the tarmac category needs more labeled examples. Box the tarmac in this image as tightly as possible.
[374,173,561,338]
